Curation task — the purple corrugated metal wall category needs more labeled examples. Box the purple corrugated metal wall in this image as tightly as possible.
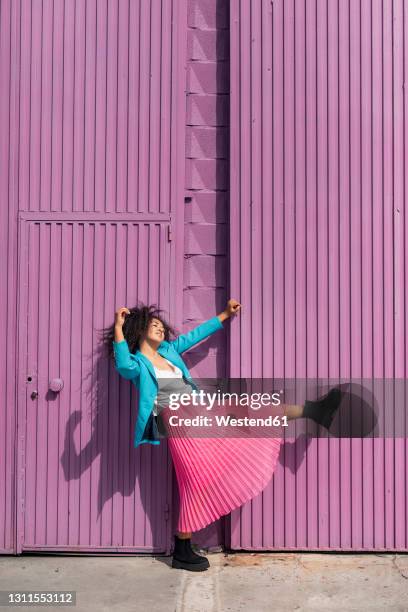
[230,0,408,551]
[1,0,187,554]
[178,0,230,549]
[3,0,407,556]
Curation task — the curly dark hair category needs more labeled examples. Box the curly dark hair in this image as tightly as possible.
[101,302,177,361]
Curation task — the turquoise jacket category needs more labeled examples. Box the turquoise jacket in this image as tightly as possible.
[112,315,224,447]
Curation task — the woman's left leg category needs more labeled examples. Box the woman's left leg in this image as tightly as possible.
[282,404,304,420]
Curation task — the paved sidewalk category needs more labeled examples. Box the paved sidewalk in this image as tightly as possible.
[1,551,407,611]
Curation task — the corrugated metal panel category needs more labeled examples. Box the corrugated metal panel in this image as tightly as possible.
[16,220,172,552]
[1,0,187,554]
[16,0,178,216]
[230,0,407,550]
[0,0,18,554]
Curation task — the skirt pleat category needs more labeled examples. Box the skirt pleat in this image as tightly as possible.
[159,403,285,533]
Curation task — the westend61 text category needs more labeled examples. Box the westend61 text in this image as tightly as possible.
[167,415,288,427]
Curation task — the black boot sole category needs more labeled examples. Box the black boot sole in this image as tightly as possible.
[172,556,210,571]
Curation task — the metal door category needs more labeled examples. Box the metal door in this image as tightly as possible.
[16,218,173,553]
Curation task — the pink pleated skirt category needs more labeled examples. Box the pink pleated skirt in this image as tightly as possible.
[158,401,285,533]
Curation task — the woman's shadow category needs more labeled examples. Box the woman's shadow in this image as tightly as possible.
[58,330,230,562]
[59,338,174,561]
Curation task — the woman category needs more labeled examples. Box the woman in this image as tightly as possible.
[106,300,343,572]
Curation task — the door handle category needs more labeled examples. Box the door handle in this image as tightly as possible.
[49,378,64,393]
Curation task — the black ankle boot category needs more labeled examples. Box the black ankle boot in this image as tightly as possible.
[303,387,344,430]
[171,535,210,571]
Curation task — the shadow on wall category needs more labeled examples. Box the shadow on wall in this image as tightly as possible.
[58,329,227,553]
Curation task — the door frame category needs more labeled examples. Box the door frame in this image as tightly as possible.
[15,215,178,554]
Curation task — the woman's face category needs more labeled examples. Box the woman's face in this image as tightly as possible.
[146,317,165,344]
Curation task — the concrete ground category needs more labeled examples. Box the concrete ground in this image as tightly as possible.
[0,551,407,611]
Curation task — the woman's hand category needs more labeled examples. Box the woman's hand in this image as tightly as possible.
[219,299,242,321]
[115,307,131,328]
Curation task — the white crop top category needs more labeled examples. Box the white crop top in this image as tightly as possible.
[152,358,195,416]
[153,358,183,378]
